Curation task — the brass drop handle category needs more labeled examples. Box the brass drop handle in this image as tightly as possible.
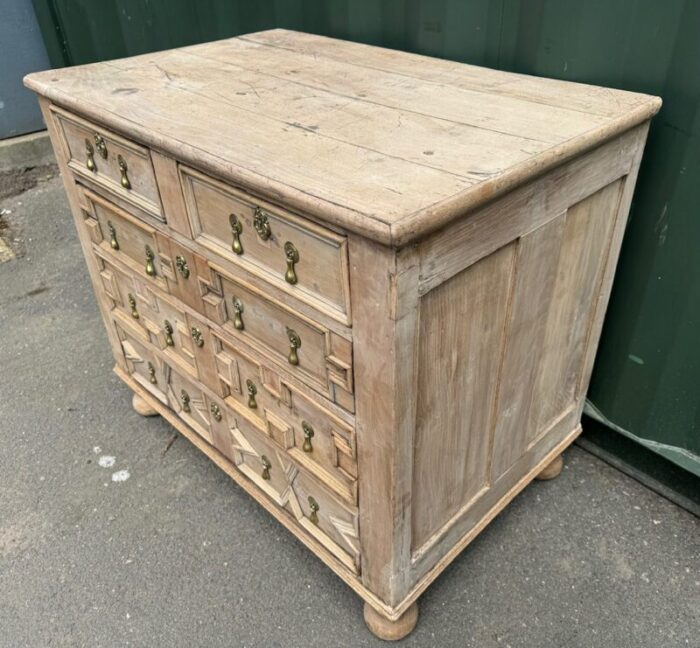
[246,379,258,409]
[261,455,271,480]
[118,154,131,190]
[147,361,157,384]
[128,293,139,319]
[191,327,204,348]
[253,207,272,241]
[107,220,119,250]
[175,255,190,279]
[145,245,156,277]
[302,421,314,453]
[284,241,299,285]
[85,139,96,172]
[164,320,174,347]
[180,389,191,413]
[94,133,108,159]
[232,297,244,331]
[308,496,319,525]
[286,328,301,366]
[229,214,243,255]
[210,402,222,422]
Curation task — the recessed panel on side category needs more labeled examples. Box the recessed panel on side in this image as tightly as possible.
[490,178,625,481]
[488,215,569,480]
[527,179,624,442]
[411,243,515,553]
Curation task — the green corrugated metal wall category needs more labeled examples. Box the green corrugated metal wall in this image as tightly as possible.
[32,0,700,476]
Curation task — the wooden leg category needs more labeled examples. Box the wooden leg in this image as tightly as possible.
[363,602,418,641]
[536,453,564,481]
[132,392,159,417]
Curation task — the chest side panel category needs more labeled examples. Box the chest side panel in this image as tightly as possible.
[406,129,645,574]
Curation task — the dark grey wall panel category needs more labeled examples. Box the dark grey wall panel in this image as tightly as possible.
[0,0,51,138]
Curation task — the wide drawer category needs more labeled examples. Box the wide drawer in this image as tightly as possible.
[201,261,354,411]
[227,413,360,573]
[52,106,162,219]
[179,165,351,324]
[210,329,357,504]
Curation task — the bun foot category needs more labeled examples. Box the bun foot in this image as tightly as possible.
[536,453,564,481]
[132,393,158,417]
[364,602,418,641]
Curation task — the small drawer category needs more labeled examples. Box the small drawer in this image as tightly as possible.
[83,188,171,291]
[292,469,360,574]
[179,165,351,324]
[201,262,354,411]
[228,414,360,573]
[210,330,357,504]
[165,366,229,449]
[52,106,162,219]
[114,321,169,406]
[94,249,145,324]
[164,239,209,312]
[144,294,200,376]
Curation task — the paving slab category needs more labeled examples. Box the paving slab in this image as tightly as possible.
[0,174,698,648]
[0,131,54,173]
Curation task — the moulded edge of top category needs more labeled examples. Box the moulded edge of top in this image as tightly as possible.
[23,69,662,249]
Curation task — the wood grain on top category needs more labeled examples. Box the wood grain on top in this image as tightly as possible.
[25,29,661,245]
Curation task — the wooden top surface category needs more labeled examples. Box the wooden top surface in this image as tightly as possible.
[26,29,661,245]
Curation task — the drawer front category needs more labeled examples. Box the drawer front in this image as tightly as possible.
[201,262,354,410]
[228,414,360,573]
[165,366,230,449]
[52,106,162,219]
[211,330,357,504]
[180,165,351,324]
[163,239,209,312]
[83,188,172,291]
[143,292,200,375]
[115,321,169,405]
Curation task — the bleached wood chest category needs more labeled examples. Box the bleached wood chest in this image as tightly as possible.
[26,29,660,640]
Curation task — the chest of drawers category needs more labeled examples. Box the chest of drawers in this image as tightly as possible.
[26,29,660,640]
